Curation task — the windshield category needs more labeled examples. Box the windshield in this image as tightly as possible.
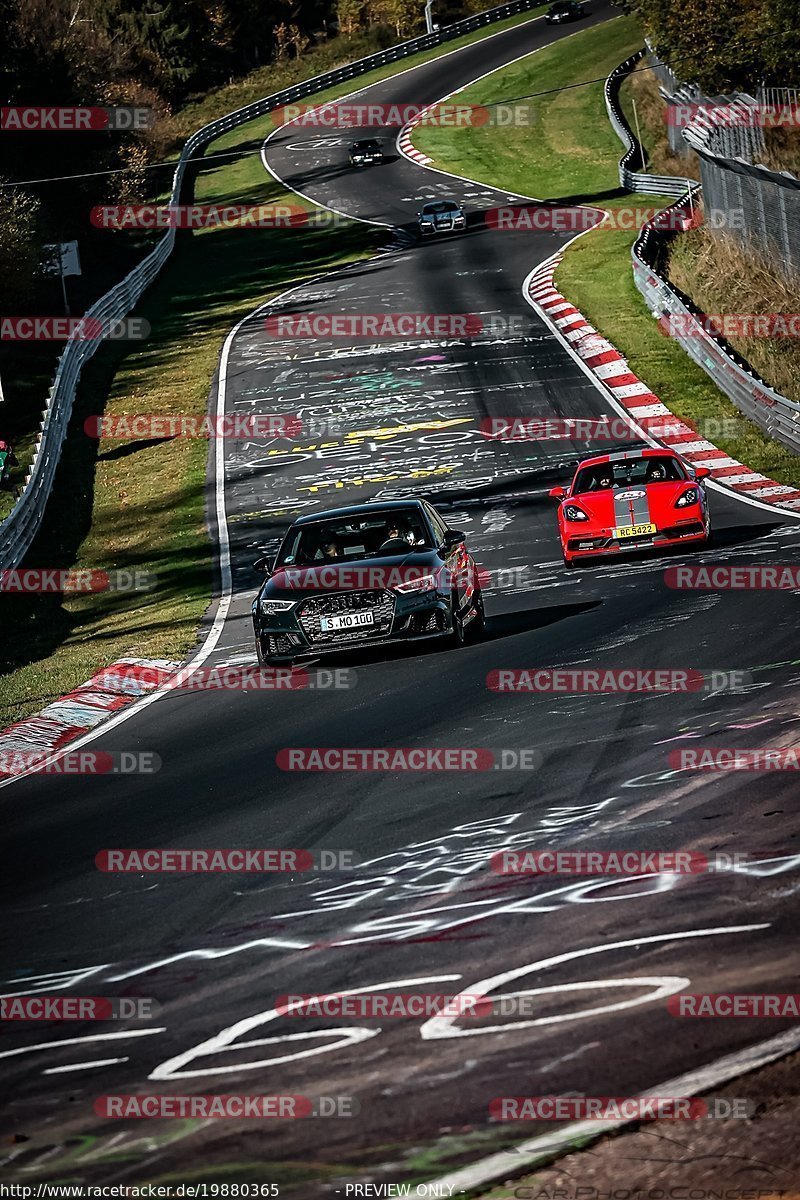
[276,509,433,566]
[353,141,380,151]
[423,202,458,214]
[572,456,686,494]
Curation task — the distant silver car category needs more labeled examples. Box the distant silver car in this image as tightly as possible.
[417,200,467,237]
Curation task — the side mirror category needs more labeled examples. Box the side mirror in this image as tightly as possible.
[442,529,466,550]
[549,486,567,500]
[253,556,274,574]
[694,467,711,480]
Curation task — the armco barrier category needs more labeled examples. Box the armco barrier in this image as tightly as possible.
[632,192,800,456]
[604,50,695,199]
[0,0,543,572]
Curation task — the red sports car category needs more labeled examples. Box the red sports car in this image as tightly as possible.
[549,449,711,568]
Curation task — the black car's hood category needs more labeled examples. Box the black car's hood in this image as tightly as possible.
[261,550,442,600]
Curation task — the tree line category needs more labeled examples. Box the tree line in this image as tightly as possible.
[626,0,800,92]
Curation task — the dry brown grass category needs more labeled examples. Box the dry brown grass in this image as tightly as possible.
[761,124,800,175]
[668,210,800,403]
[620,65,700,180]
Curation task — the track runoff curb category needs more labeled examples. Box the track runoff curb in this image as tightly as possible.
[0,659,180,778]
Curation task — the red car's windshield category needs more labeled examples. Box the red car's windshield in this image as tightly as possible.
[572,456,686,494]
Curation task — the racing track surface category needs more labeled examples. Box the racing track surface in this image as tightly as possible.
[2,4,800,1192]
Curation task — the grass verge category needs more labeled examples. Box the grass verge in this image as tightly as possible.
[413,15,644,200]
[410,16,799,487]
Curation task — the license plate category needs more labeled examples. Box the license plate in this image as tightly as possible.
[613,523,657,539]
[320,611,375,632]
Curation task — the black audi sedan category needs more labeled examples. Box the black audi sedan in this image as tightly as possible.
[545,1,587,22]
[252,499,485,666]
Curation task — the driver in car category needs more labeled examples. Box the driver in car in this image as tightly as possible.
[592,470,615,491]
[379,522,419,552]
[645,460,668,483]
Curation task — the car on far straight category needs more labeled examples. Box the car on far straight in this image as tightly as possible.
[417,199,467,237]
[549,448,711,568]
[349,138,384,167]
[545,1,587,22]
[252,499,485,666]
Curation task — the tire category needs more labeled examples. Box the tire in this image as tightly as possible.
[563,556,576,570]
[702,512,713,546]
[448,594,466,648]
[466,586,486,642]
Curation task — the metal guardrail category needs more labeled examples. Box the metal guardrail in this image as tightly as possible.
[0,0,544,571]
[632,193,800,456]
[604,50,696,198]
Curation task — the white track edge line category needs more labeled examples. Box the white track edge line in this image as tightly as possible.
[429,1021,800,1194]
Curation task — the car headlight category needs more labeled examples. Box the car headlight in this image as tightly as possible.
[394,573,439,594]
[675,488,699,507]
[259,598,297,615]
[564,504,589,522]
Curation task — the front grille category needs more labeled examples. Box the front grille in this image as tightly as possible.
[297,589,395,644]
[268,634,298,656]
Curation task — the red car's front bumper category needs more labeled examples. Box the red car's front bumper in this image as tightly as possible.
[562,518,708,564]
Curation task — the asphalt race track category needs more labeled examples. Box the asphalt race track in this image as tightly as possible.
[2,3,800,1192]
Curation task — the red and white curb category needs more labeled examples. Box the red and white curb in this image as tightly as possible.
[0,658,179,776]
[527,256,800,511]
[398,119,433,165]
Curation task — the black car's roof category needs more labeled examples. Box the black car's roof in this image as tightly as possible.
[291,499,428,527]
[352,139,381,147]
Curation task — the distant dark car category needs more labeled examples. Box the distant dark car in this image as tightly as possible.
[417,199,467,237]
[545,1,587,22]
[349,139,384,166]
[252,499,485,666]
